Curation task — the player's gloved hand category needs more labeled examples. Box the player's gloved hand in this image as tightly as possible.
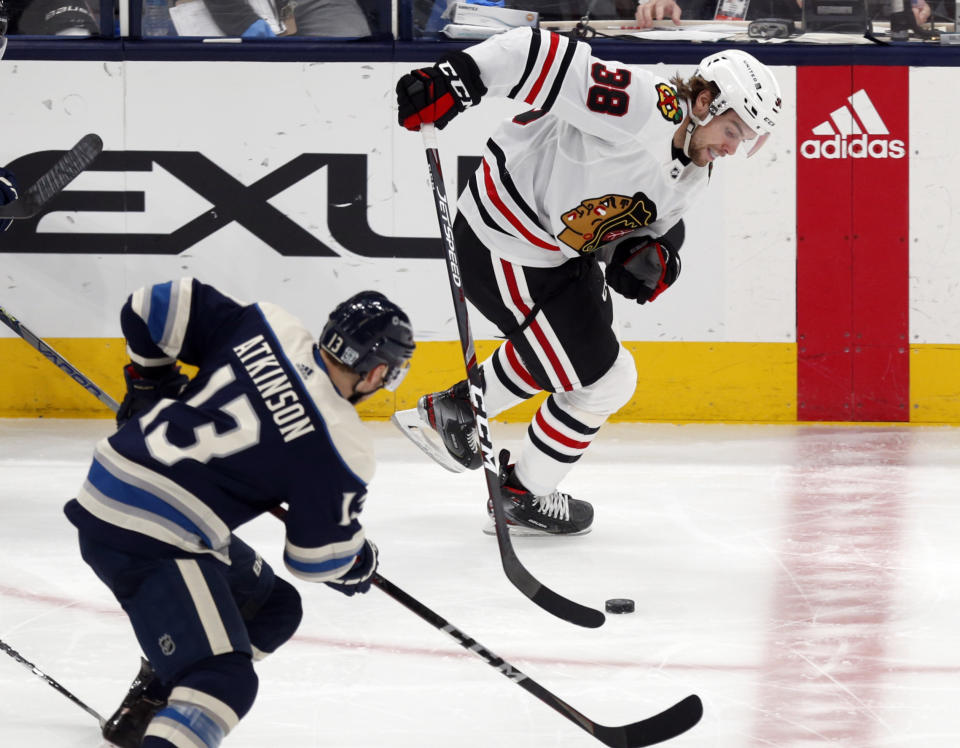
[325,540,378,596]
[116,363,189,429]
[396,51,487,132]
[242,18,276,37]
[604,237,681,304]
[0,168,20,233]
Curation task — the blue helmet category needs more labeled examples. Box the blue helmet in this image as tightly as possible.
[320,291,415,391]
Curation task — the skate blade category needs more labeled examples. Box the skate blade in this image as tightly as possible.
[391,408,467,474]
[482,517,593,537]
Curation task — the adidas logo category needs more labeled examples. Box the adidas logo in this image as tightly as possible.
[800,89,905,160]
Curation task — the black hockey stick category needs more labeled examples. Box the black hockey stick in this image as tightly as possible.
[0,638,106,727]
[0,303,120,412]
[419,124,605,629]
[373,573,702,747]
[0,133,103,218]
[272,504,703,747]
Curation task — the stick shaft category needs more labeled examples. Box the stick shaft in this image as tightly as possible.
[0,638,106,726]
[419,124,604,629]
[0,303,119,412]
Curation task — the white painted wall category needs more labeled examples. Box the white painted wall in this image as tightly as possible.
[0,59,798,343]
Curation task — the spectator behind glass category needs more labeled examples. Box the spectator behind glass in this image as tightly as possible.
[634,0,930,26]
[7,0,100,34]
[199,0,373,36]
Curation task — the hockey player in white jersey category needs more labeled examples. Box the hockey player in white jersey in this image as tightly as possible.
[395,29,781,535]
[63,279,415,748]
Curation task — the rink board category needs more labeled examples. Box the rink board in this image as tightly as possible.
[0,60,955,421]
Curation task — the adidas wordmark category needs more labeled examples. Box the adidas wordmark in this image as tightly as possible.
[800,89,905,160]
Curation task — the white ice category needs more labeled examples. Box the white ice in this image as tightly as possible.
[2,418,959,747]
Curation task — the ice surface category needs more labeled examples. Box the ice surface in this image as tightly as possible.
[2,418,958,747]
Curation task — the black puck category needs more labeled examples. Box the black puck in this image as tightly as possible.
[605,598,635,614]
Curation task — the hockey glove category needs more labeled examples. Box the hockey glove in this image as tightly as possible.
[116,362,189,429]
[0,168,19,233]
[396,51,487,132]
[604,237,681,304]
[325,540,378,597]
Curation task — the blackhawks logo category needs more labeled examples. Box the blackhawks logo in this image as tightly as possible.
[655,83,682,124]
[556,192,658,254]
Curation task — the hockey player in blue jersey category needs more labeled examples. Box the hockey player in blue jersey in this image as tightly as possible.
[63,278,415,748]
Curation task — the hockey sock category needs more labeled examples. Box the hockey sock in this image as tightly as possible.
[482,341,540,417]
[142,652,257,748]
[514,394,606,496]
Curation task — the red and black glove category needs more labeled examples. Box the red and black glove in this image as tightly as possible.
[396,51,487,132]
[605,237,681,304]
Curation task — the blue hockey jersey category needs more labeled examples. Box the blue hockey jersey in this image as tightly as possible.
[64,278,375,584]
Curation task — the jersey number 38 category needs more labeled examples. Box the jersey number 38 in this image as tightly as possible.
[587,63,631,117]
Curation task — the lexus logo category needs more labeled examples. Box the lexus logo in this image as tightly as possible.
[0,149,482,258]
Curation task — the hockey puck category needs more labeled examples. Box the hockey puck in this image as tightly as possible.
[605,598,635,614]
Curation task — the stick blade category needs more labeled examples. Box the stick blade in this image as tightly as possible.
[0,133,103,218]
[602,694,703,748]
[496,525,606,628]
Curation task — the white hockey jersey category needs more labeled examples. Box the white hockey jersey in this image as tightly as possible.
[457,27,709,268]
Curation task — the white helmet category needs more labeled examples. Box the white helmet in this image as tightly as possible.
[692,50,782,157]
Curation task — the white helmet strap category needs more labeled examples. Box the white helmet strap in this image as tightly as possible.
[682,96,714,159]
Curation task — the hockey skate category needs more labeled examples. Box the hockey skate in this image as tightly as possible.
[102,658,168,748]
[484,450,594,536]
[391,379,481,473]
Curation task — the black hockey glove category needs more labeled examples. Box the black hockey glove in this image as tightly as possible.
[605,237,681,305]
[325,540,379,597]
[0,168,19,233]
[116,362,189,429]
[396,51,487,132]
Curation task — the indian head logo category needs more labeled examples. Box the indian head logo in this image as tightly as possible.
[655,83,683,124]
[556,192,657,254]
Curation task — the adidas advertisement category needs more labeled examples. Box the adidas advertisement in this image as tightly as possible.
[795,65,909,422]
[800,88,905,160]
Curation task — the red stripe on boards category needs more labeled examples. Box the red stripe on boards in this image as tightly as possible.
[795,66,909,421]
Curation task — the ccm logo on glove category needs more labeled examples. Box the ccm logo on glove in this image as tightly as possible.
[396,51,488,132]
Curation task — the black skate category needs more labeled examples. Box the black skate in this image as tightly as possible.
[102,658,168,748]
[391,379,481,473]
[485,450,594,536]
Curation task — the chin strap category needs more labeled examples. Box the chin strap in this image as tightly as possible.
[682,97,711,158]
[681,119,696,159]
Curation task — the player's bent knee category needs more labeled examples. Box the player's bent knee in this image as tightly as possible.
[563,346,637,416]
[142,652,258,748]
[249,576,303,659]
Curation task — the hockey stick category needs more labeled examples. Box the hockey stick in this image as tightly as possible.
[0,303,120,412]
[373,573,702,747]
[0,133,103,219]
[418,123,606,629]
[272,504,703,747]
[0,638,106,727]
